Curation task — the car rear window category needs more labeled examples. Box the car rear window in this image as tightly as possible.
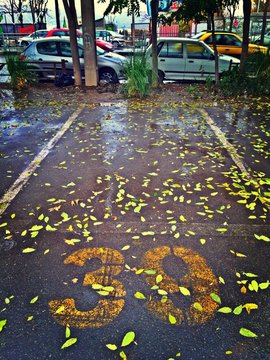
[37,41,58,55]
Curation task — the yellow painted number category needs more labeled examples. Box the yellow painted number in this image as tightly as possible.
[48,247,125,328]
[141,246,219,325]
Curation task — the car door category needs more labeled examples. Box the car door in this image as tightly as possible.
[216,34,242,57]
[58,40,84,76]
[185,42,215,80]
[157,40,186,80]
[35,40,61,75]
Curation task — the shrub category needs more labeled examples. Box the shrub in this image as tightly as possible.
[219,51,270,96]
[5,55,36,90]
[122,55,152,98]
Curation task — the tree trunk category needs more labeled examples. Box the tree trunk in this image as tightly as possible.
[62,0,82,86]
[211,14,219,85]
[260,0,269,45]
[151,0,159,88]
[81,0,98,86]
[239,0,251,73]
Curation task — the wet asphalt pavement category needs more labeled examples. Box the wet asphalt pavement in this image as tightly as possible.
[0,86,269,360]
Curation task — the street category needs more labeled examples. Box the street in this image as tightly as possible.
[0,85,269,359]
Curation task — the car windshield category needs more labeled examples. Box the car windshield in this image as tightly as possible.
[192,33,205,39]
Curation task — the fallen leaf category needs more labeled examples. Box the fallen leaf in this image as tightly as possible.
[121,331,135,347]
[61,338,77,349]
[239,327,257,338]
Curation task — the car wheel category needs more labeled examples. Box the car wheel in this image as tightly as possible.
[112,41,118,48]
[99,68,118,83]
[21,41,29,47]
[158,70,165,84]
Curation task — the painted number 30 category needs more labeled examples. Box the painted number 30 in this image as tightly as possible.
[48,246,219,328]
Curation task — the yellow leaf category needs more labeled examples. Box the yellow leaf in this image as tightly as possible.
[134,292,146,300]
[243,303,258,314]
[168,313,177,324]
[30,296,39,304]
[106,344,117,351]
[121,245,130,251]
[22,248,36,253]
[179,286,190,296]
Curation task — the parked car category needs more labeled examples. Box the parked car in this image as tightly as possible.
[19,28,114,52]
[96,30,126,47]
[18,30,49,46]
[193,31,268,58]
[20,37,127,83]
[145,37,240,82]
[252,30,270,46]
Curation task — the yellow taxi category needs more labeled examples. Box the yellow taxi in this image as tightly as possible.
[193,31,268,58]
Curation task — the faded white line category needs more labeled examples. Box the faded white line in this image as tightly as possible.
[0,106,84,216]
[199,108,251,179]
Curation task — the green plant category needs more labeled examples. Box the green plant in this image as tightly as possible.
[219,52,270,96]
[122,55,152,98]
[186,84,200,98]
[5,55,36,90]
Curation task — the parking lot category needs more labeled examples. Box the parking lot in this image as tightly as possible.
[0,84,269,359]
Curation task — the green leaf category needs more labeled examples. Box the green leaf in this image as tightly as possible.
[233,305,243,315]
[61,338,77,349]
[239,328,257,338]
[65,325,71,339]
[156,274,163,284]
[218,307,232,314]
[210,293,221,304]
[134,292,146,300]
[121,331,135,347]
[251,280,259,292]
[29,225,43,232]
[106,344,117,351]
[144,270,156,275]
[259,281,269,290]
[0,320,7,332]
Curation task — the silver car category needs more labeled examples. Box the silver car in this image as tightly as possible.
[145,37,240,82]
[21,37,127,83]
[17,30,49,47]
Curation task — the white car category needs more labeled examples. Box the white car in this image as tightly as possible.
[145,37,240,82]
[17,29,49,46]
[96,30,126,47]
[21,37,127,83]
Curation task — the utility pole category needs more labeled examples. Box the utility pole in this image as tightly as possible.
[81,0,98,86]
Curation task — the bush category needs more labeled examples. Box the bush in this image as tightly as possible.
[122,55,152,98]
[5,55,36,90]
[219,52,270,96]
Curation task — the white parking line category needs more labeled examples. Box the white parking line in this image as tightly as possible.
[199,108,252,179]
[0,106,84,216]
